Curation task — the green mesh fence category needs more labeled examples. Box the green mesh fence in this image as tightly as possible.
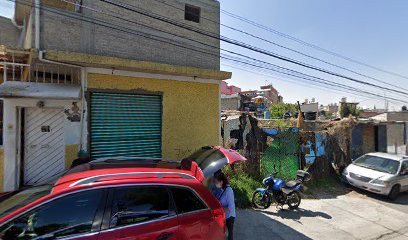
[261,130,300,180]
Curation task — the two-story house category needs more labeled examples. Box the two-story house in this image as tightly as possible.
[0,0,231,192]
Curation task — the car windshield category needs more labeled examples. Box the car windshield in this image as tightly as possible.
[353,155,401,174]
[185,147,227,177]
[0,185,52,219]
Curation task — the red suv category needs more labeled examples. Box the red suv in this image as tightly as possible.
[0,146,245,240]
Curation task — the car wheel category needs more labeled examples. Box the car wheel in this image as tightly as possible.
[388,185,400,201]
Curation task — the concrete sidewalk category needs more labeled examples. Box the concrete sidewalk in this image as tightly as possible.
[235,192,408,240]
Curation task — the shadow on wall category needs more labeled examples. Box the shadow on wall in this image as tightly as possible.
[235,209,314,240]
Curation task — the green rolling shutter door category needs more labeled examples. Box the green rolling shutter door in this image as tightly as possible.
[90,92,162,160]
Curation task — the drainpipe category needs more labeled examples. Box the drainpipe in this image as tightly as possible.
[38,51,80,68]
[35,0,40,49]
[35,0,80,68]
[38,51,87,152]
[11,18,23,30]
[34,0,87,152]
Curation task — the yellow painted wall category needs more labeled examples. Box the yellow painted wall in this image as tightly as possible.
[88,73,220,160]
[65,144,79,169]
[0,148,4,192]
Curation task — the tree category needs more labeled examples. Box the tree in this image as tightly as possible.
[270,103,298,119]
[402,105,407,111]
[340,103,360,118]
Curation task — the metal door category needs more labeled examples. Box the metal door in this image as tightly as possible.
[24,107,65,185]
[90,92,162,160]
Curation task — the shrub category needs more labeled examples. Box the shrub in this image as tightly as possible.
[224,165,263,208]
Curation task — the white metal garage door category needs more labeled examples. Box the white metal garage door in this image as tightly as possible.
[24,107,65,185]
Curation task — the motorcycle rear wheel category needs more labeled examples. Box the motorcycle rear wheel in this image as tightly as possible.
[252,191,272,209]
[287,191,301,209]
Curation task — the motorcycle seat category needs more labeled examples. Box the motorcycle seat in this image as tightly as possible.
[285,180,299,188]
[281,187,293,194]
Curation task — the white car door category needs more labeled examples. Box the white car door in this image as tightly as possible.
[400,161,408,192]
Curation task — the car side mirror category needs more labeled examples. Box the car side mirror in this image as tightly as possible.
[400,167,408,175]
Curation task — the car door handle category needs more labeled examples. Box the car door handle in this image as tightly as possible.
[156,232,173,240]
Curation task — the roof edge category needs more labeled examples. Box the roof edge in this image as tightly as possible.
[43,50,232,80]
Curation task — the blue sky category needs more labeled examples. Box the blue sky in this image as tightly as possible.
[220,0,408,110]
[1,0,407,109]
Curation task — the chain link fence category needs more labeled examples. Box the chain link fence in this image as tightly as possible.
[261,128,300,180]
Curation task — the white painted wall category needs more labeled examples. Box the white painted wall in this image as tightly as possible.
[3,98,82,191]
[386,123,406,155]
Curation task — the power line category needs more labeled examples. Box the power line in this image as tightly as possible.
[220,63,361,98]
[99,0,408,96]
[220,9,408,81]
[61,0,392,100]
[220,63,402,105]
[151,0,408,92]
[154,0,408,83]
[58,0,219,54]
[221,55,407,104]
[219,52,408,103]
[12,0,407,104]
[80,0,408,102]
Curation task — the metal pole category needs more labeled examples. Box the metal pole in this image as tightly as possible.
[12,53,15,81]
[42,64,45,83]
[35,0,40,49]
[36,64,38,82]
[3,64,6,82]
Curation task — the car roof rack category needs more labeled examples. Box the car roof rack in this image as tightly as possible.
[69,172,195,187]
[90,157,163,163]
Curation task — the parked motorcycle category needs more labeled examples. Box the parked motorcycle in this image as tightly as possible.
[252,168,311,209]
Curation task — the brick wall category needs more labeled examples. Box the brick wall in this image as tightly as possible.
[0,17,19,48]
[40,0,220,70]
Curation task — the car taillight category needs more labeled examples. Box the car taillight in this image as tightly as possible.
[212,208,226,229]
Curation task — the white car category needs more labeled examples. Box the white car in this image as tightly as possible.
[342,152,408,200]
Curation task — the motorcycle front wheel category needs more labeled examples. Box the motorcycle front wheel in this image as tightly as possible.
[287,191,301,209]
[252,191,272,209]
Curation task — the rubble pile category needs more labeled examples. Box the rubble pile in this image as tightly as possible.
[325,117,358,173]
